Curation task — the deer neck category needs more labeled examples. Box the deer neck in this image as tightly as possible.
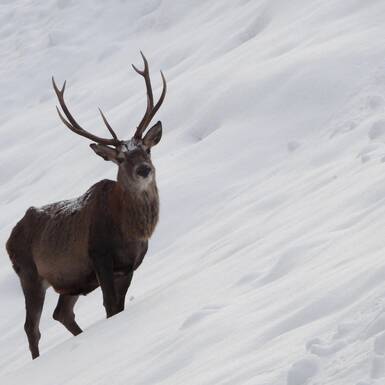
[112,182,159,241]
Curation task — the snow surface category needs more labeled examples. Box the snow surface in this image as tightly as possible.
[1,0,385,384]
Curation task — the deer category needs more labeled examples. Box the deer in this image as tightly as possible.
[6,53,167,359]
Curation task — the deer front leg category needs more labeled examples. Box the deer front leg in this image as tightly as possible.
[92,255,120,318]
[114,270,134,312]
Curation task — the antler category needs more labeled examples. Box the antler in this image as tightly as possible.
[52,77,121,146]
[132,52,167,139]
[53,53,166,145]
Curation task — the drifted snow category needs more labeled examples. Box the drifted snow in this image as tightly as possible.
[0,1,385,384]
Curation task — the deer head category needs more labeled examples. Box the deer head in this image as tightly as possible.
[52,52,167,192]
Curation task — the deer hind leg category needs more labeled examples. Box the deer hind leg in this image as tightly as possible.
[53,294,82,336]
[19,272,46,359]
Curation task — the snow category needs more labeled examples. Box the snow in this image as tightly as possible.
[1,0,385,384]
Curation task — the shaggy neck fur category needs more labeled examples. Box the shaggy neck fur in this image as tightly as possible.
[115,183,159,241]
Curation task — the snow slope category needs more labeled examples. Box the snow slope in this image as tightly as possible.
[1,0,385,384]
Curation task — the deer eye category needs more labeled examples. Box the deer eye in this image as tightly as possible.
[146,148,151,155]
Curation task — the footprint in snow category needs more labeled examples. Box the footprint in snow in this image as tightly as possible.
[357,143,383,164]
[237,10,271,45]
[333,320,357,339]
[286,358,319,385]
[258,245,307,286]
[287,140,301,153]
[368,119,385,141]
[370,331,385,380]
[371,355,385,379]
[306,338,346,357]
[235,272,261,287]
[366,94,385,112]
[180,305,223,330]
[290,323,351,383]
[308,311,385,383]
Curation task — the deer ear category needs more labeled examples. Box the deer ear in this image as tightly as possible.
[90,143,119,164]
[143,121,162,148]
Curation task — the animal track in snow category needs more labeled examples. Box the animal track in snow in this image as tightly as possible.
[235,272,261,287]
[371,355,385,379]
[180,305,223,330]
[47,30,67,47]
[368,119,385,141]
[333,320,358,340]
[289,319,358,383]
[237,11,271,45]
[258,252,296,285]
[330,87,385,139]
[357,143,383,164]
[287,140,301,153]
[370,331,385,380]
[258,243,320,286]
[306,338,346,357]
[359,309,385,382]
[214,8,272,56]
[301,308,385,383]
[366,94,385,112]
[286,358,319,385]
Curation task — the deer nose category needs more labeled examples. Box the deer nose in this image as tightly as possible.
[136,164,152,178]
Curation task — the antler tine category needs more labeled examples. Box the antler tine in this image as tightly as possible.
[132,52,155,139]
[98,108,118,141]
[52,77,120,146]
[146,70,167,125]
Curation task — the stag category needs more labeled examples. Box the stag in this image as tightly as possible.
[6,53,166,359]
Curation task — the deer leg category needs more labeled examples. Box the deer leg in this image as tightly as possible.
[19,273,46,359]
[92,257,119,318]
[53,295,82,336]
[114,271,134,312]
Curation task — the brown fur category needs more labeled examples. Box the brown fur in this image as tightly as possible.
[8,179,158,294]
[9,53,166,360]
[7,147,160,359]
